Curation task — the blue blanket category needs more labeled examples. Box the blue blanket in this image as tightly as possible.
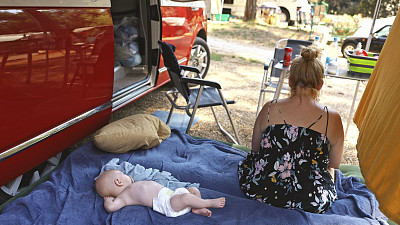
[0,130,388,224]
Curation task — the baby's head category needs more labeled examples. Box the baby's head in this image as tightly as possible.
[95,169,133,197]
[289,44,325,100]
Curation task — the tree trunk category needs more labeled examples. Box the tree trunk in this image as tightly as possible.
[244,0,257,21]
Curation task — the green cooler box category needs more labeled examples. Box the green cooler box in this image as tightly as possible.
[345,50,379,78]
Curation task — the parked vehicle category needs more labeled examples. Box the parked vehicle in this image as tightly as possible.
[341,24,391,56]
[266,0,311,26]
[0,0,209,198]
[341,17,395,56]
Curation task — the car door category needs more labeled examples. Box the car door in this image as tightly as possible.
[0,0,116,189]
[111,0,162,110]
[370,25,391,52]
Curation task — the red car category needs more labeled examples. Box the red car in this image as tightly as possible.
[0,0,209,199]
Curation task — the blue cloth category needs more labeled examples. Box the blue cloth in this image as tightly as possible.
[0,130,388,225]
[152,110,199,133]
[97,158,199,190]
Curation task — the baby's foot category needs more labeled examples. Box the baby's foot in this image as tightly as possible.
[192,208,212,217]
[210,197,225,208]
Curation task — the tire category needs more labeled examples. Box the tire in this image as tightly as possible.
[342,42,357,56]
[186,37,210,80]
[279,7,290,23]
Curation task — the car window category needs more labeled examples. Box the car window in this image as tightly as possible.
[375,25,391,37]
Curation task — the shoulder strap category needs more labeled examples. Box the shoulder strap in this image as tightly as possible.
[267,100,273,127]
[325,107,329,137]
[308,106,328,132]
[268,99,287,126]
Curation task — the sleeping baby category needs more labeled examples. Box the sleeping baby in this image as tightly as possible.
[95,169,225,217]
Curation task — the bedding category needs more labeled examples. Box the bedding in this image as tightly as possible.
[0,129,388,224]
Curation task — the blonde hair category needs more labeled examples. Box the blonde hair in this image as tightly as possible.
[288,44,324,100]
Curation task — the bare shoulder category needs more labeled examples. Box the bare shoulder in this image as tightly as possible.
[326,107,343,123]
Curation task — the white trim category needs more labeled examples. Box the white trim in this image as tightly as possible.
[0,0,110,8]
[158,57,187,73]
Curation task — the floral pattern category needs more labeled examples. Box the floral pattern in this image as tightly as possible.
[238,124,337,214]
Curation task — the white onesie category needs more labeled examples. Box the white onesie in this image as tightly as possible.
[152,187,191,217]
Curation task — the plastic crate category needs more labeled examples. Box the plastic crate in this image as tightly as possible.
[345,50,379,78]
[215,14,230,21]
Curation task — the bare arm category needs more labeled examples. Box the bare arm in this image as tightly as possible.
[103,196,127,213]
[252,103,270,153]
[328,111,344,169]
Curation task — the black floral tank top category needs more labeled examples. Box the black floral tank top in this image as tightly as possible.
[238,100,337,213]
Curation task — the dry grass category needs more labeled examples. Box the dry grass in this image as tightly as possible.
[208,20,311,48]
[112,20,363,166]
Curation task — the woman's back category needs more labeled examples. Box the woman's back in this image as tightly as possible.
[239,98,338,213]
[238,44,344,214]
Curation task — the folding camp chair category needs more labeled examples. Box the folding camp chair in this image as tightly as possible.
[256,39,313,116]
[158,41,240,145]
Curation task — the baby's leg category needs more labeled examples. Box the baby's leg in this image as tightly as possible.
[170,192,225,217]
[187,187,201,198]
[187,187,212,216]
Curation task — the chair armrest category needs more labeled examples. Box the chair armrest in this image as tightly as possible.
[181,77,222,89]
[180,65,200,74]
[264,58,273,70]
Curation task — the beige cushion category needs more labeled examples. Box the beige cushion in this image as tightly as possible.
[93,114,171,153]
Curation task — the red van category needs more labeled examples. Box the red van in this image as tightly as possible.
[0,0,209,198]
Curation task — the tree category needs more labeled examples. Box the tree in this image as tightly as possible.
[359,0,399,17]
[243,0,257,21]
[323,0,362,15]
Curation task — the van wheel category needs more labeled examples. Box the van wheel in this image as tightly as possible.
[186,37,210,80]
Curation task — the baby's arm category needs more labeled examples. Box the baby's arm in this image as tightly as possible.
[103,196,127,213]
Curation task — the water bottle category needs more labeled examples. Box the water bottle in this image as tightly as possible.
[333,37,340,74]
[354,42,368,56]
[314,36,323,61]
[325,56,331,71]
[354,42,362,55]
[314,36,320,44]
[333,37,340,59]
[326,38,340,75]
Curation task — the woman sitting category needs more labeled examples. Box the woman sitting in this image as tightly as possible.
[238,45,344,214]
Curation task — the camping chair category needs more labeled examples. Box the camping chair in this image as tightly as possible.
[158,41,240,145]
[256,39,313,116]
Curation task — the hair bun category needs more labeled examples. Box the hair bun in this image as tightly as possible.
[300,45,321,61]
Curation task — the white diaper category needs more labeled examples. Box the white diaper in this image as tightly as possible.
[152,187,191,217]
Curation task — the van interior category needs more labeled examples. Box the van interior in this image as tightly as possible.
[110,0,158,97]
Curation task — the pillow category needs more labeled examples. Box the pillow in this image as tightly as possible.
[93,114,171,153]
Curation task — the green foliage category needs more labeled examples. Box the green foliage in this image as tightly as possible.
[359,0,400,17]
[333,14,362,32]
[321,0,399,17]
[323,0,362,15]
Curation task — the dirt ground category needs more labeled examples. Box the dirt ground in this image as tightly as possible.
[112,20,364,166]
